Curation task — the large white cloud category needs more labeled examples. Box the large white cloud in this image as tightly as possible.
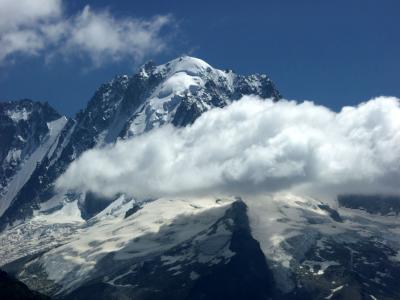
[56,96,400,201]
[0,0,173,66]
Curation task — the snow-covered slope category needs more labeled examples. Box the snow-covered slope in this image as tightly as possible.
[2,196,274,299]
[30,197,234,295]
[2,193,399,299]
[246,194,400,299]
[0,117,67,217]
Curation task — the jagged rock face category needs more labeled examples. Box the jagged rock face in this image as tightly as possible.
[0,100,67,219]
[124,57,281,133]
[0,100,60,192]
[63,56,280,156]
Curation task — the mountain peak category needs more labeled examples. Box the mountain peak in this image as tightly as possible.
[1,99,61,123]
[154,56,213,77]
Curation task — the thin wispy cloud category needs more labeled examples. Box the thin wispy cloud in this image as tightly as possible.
[57,96,400,201]
[0,0,174,67]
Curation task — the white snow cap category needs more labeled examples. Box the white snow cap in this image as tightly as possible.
[6,108,31,122]
[155,56,213,76]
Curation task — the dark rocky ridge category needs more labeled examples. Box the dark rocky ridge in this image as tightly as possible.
[0,100,61,194]
[338,194,400,215]
[0,269,50,300]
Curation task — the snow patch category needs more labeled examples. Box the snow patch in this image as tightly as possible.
[5,149,22,163]
[155,56,212,77]
[34,199,84,224]
[6,108,31,122]
[157,72,202,98]
[325,285,344,299]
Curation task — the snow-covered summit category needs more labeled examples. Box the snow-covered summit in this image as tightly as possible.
[153,56,225,80]
[123,56,281,136]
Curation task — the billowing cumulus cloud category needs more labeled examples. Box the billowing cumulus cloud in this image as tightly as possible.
[56,96,400,201]
[0,0,174,66]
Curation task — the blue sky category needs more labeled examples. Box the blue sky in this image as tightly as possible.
[0,0,399,116]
